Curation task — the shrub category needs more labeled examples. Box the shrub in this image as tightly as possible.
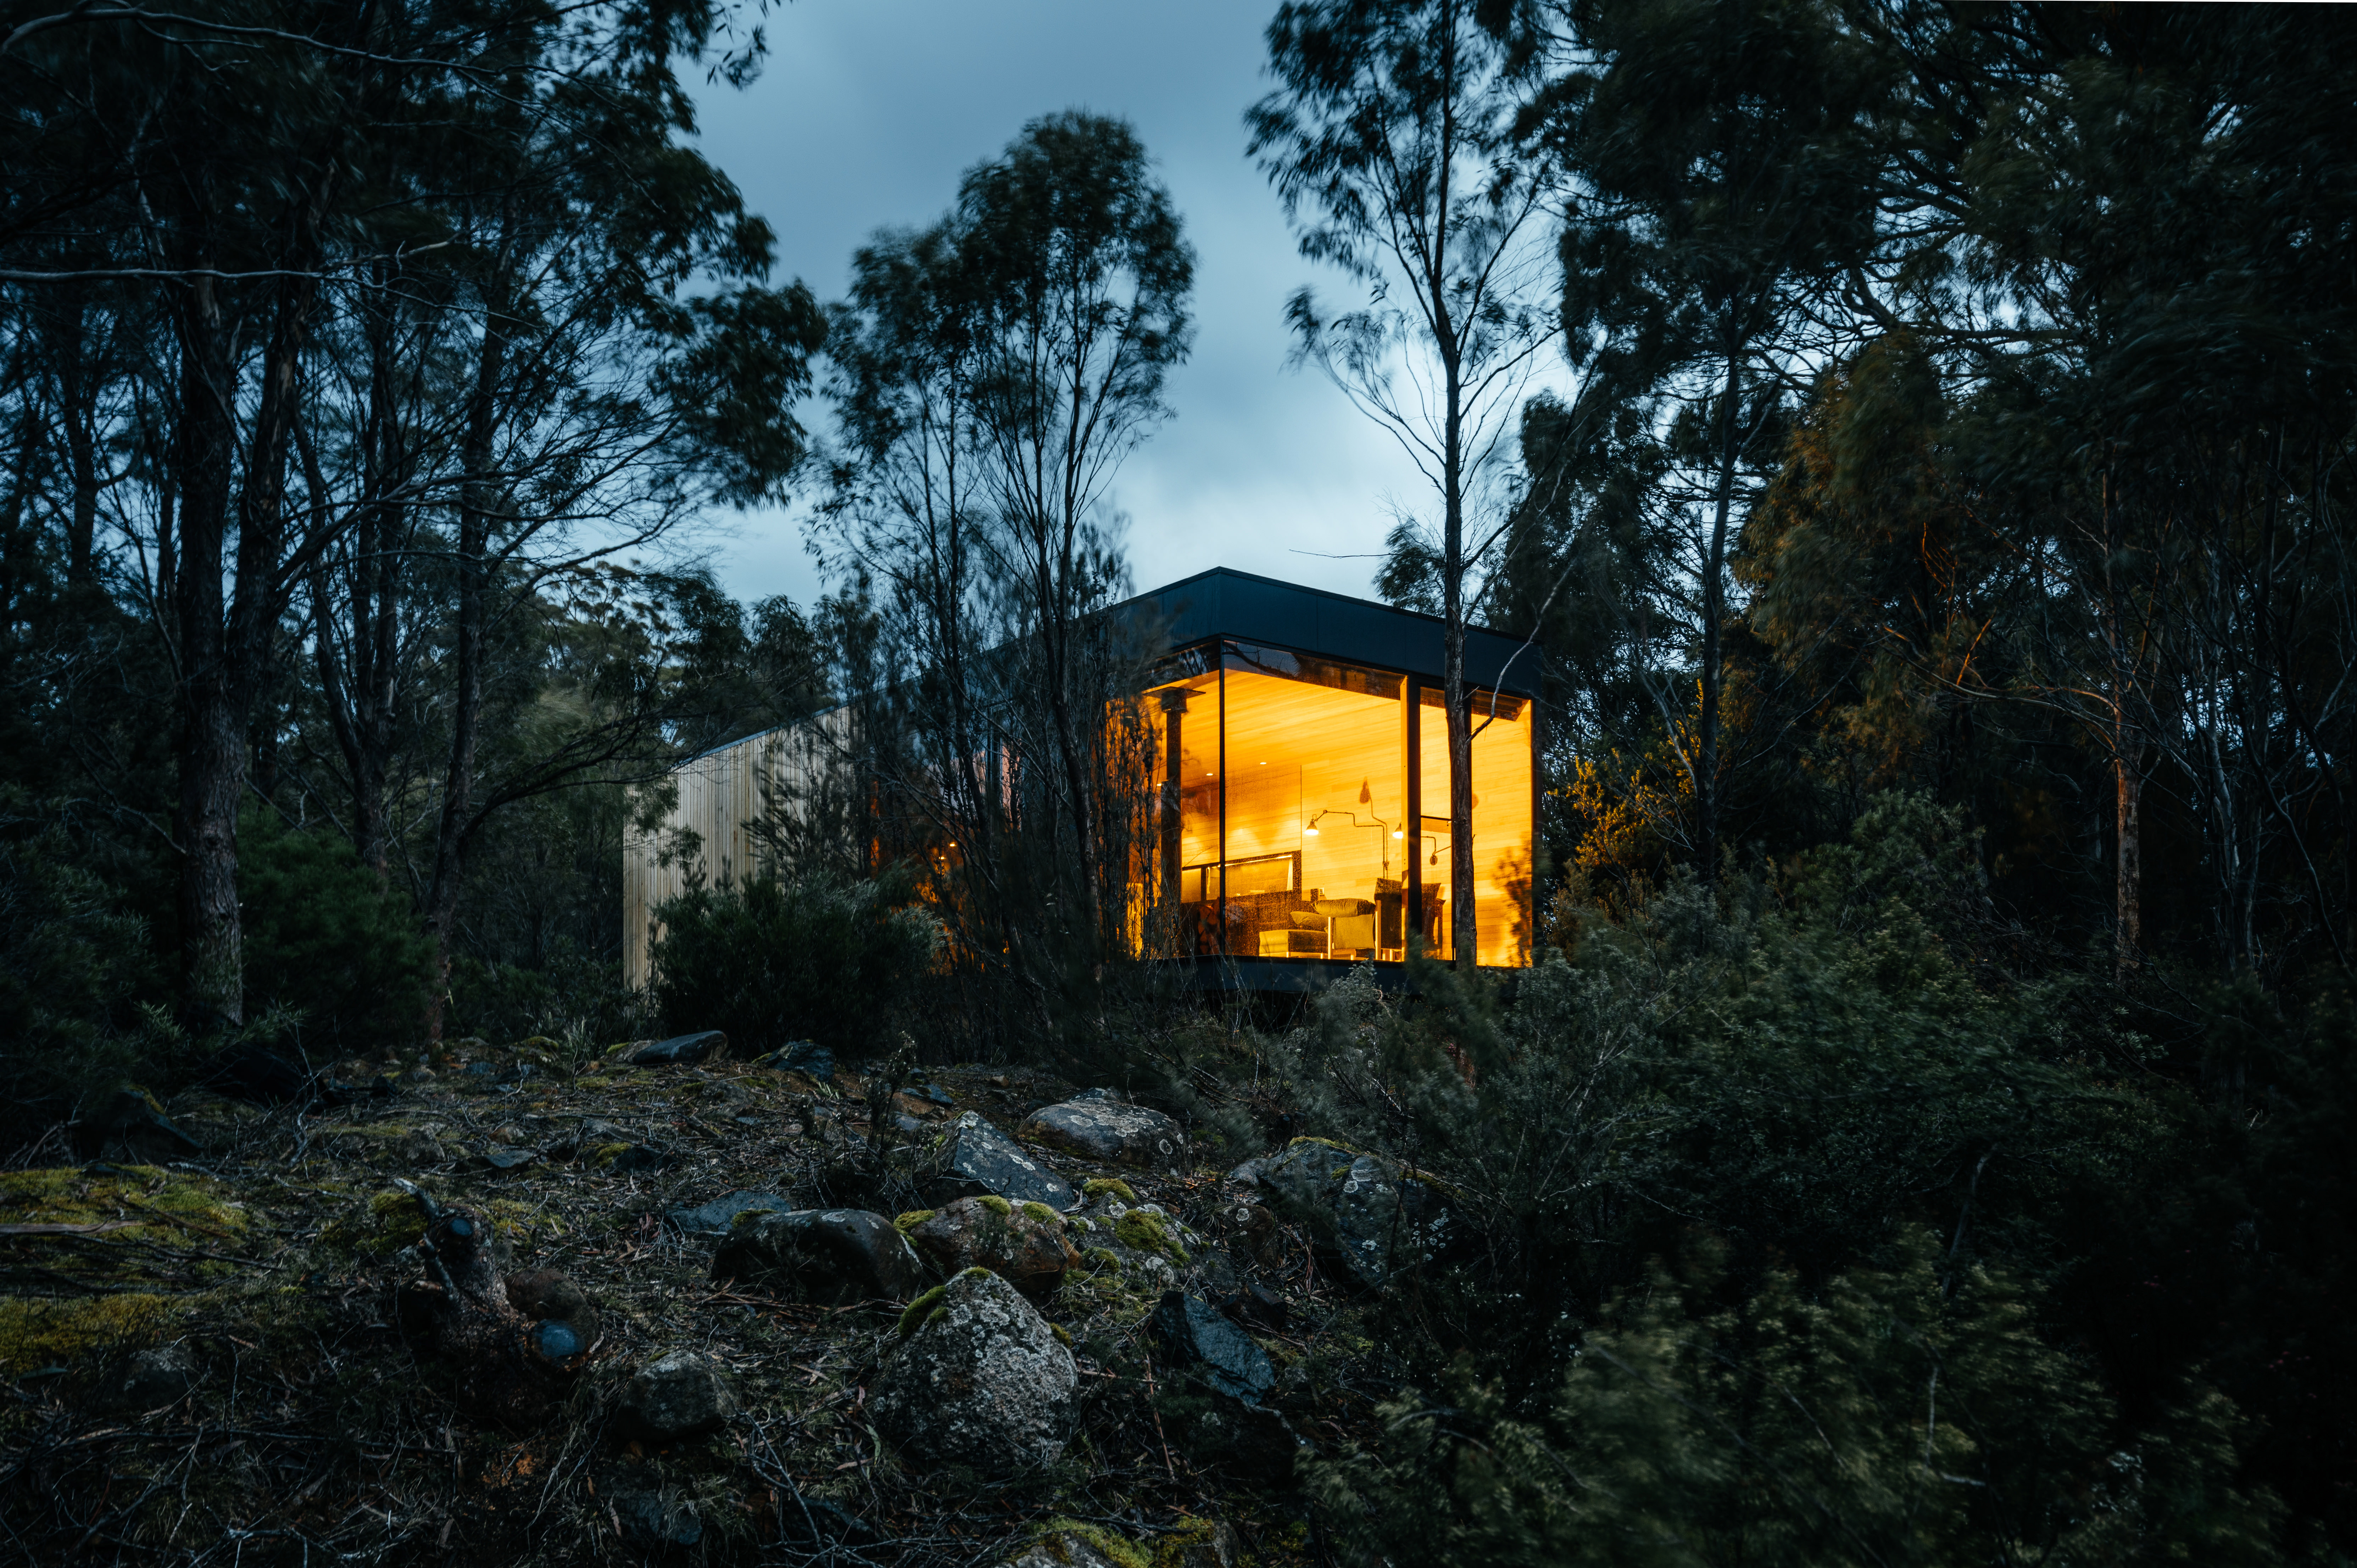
[649,868,937,1058]
[238,811,435,1058]
[0,819,166,1151]
[447,939,655,1062]
[1313,1232,2286,1567]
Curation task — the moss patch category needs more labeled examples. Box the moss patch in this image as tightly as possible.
[1152,1519,1230,1568]
[0,1292,183,1373]
[976,1194,1013,1217]
[1032,1518,1150,1568]
[896,1285,947,1338]
[1019,1200,1061,1225]
[0,1167,254,1292]
[893,1210,936,1233]
[1114,1209,1188,1266]
[1082,1178,1136,1205]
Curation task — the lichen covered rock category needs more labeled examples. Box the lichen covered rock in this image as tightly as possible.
[1252,1138,1457,1289]
[872,1267,1076,1475]
[903,1195,1080,1297]
[924,1112,1077,1211]
[1019,1096,1188,1172]
[617,1348,737,1440]
[709,1207,927,1303]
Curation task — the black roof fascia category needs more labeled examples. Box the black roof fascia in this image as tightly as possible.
[1107,567,1539,698]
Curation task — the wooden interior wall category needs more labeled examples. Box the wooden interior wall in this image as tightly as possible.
[621,707,855,987]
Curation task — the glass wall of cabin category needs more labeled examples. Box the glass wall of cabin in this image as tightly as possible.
[1415,684,1535,966]
[1136,640,1532,967]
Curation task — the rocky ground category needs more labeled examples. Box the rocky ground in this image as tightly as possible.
[0,1035,1435,1566]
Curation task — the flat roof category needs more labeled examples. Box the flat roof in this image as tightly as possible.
[1109,567,1540,698]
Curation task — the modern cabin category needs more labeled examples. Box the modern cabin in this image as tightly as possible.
[621,568,1539,991]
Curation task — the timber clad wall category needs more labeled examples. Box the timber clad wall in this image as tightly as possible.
[622,706,855,987]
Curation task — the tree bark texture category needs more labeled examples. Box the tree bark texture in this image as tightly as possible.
[1696,346,1740,885]
[423,307,509,1041]
[2116,744,2143,975]
[170,262,244,1024]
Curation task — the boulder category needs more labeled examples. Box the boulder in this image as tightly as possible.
[1218,1280,1292,1334]
[902,1197,1080,1297]
[80,1087,202,1162]
[1153,1291,1274,1405]
[1252,1138,1459,1289]
[924,1112,1077,1211]
[617,1349,736,1440]
[777,1496,877,1549]
[1149,1290,1302,1481]
[1019,1097,1188,1172]
[665,1189,797,1237]
[1213,1194,1285,1266]
[112,1342,196,1409]
[710,1208,927,1303]
[872,1268,1077,1475]
[629,1030,726,1067]
[750,1039,834,1079]
[599,1470,704,1547]
[1061,1187,1199,1295]
[599,1143,674,1175]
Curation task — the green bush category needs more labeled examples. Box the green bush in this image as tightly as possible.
[447,940,654,1062]
[1314,1232,2285,1568]
[0,820,167,1149]
[649,868,937,1058]
[238,811,434,1058]
[1250,793,2299,1557]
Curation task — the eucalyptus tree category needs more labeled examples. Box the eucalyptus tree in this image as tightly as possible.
[822,111,1192,991]
[1,0,818,1028]
[960,112,1193,949]
[1252,0,1560,969]
[1542,0,1887,881]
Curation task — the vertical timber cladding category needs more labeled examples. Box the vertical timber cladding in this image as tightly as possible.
[621,706,857,987]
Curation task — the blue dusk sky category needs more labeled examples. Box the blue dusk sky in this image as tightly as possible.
[681,0,1439,610]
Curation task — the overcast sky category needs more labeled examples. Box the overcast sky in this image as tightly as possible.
[681,0,1436,610]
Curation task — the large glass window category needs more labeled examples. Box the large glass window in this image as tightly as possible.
[1417,685,1535,967]
[1131,640,1531,967]
[1218,643,1407,962]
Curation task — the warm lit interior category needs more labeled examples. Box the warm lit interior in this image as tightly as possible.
[1136,639,1532,967]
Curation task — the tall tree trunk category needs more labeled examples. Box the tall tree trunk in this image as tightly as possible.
[1444,447,1476,971]
[2101,463,2142,981]
[422,308,508,1042]
[1044,607,1103,948]
[169,140,332,1025]
[54,286,101,589]
[1697,345,1741,885]
[2115,739,2142,978]
[298,405,396,874]
[171,265,244,1025]
[1431,9,1479,974]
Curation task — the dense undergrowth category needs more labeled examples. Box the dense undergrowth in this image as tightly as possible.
[2,793,2351,1564]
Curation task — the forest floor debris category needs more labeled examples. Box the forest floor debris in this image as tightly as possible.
[0,1045,1364,1564]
